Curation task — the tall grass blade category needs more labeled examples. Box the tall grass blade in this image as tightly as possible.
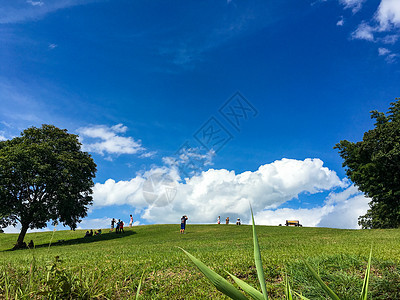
[293,291,312,300]
[250,206,268,300]
[226,271,264,300]
[135,270,145,299]
[359,247,372,300]
[179,247,248,300]
[29,253,36,293]
[47,225,57,252]
[284,274,293,300]
[304,261,340,300]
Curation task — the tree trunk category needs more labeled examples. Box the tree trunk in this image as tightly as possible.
[13,224,29,250]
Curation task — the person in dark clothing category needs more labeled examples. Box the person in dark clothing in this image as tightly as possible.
[119,220,124,233]
[111,218,116,231]
[180,215,188,234]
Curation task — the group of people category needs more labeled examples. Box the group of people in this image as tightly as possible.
[111,218,125,233]
[84,229,102,237]
[110,215,134,233]
[217,216,241,225]
[81,215,135,238]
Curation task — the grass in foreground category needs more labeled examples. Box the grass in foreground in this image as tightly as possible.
[0,224,400,299]
[180,209,373,300]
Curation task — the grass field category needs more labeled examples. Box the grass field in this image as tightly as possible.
[1,224,400,299]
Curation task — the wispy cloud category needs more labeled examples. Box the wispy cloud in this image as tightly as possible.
[378,34,399,44]
[336,16,344,26]
[48,43,57,49]
[0,0,98,24]
[156,6,274,69]
[378,47,390,56]
[339,0,365,14]
[26,0,44,7]
[139,151,157,159]
[351,21,375,41]
[377,47,398,63]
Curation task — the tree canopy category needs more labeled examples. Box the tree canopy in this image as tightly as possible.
[335,98,400,229]
[0,124,97,248]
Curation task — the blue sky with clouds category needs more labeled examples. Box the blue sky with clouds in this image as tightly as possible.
[1,0,400,232]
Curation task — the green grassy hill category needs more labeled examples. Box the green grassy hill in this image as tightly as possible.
[1,224,400,299]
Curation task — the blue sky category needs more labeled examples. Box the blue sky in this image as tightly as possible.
[1,0,400,232]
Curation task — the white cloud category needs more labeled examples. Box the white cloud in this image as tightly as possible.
[92,158,350,226]
[48,43,57,49]
[26,0,44,7]
[254,185,370,229]
[375,0,400,31]
[163,147,215,177]
[337,16,344,26]
[379,34,399,44]
[378,47,390,55]
[339,0,365,13]
[139,151,157,158]
[0,134,6,141]
[385,53,399,63]
[92,177,146,208]
[78,124,146,156]
[351,22,375,41]
[377,47,399,63]
[350,0,400,43]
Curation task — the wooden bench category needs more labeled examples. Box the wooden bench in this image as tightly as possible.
[285,220,302,227]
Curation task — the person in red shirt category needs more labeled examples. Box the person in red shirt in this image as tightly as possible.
[119,219,124,233]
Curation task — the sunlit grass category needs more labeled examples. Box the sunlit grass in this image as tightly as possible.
[1,224,399,298]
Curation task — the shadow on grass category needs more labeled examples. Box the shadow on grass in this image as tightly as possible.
[3,230,137,252]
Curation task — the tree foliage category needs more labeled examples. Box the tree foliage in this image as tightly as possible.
[0,125,97,248]
[335,98,400,229]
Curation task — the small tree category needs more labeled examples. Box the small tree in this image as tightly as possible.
[0,125,97,248]
[335,98,400,229]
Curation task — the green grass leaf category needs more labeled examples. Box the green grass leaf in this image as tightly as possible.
[304,261,340,300]
[226,271,264,300]
[179,247,248,300]
[251,206,268,300]
[293,291,312,300]
[359,247,372,300]
[135,270,145,299]
[284,274,293,300]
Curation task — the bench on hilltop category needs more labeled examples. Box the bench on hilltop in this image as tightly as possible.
[285,220,302,227]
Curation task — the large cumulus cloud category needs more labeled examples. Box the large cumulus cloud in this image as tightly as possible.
[92,158,350,225]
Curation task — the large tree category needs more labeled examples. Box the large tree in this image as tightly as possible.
[0,125,97,248]
[335,98,400,229]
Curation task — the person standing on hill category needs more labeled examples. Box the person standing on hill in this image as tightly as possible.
[111,218,116,232]
[226,217,229,224]
[180,215,188,234]
[119,219,124,233]
[217,216,221,224]
[129,214,133,227]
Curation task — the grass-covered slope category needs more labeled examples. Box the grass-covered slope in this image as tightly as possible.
[1,224,400,299]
